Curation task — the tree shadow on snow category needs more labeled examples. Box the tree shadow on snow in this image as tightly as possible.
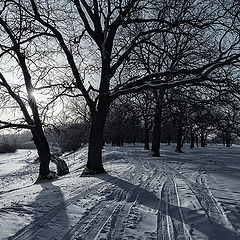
[95,173,239,240]
[9,180,69,240]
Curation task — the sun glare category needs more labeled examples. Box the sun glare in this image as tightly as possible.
[30,90,51,102]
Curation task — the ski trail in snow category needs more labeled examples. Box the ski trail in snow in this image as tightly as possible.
[157,174,191,240]
[105,163,164,239]
[156,158,238,240]
[62,187,126,240]
[3,145,240,240]
[8,174,123,240]
[61,163,144,240]
[61,158,160,240]
[173,164,239,240]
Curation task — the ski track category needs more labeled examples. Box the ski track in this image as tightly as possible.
[8,158,138,240]
[62,156,239,240]
[154,158,239,240]
[104,163,164,240]
[8,172,130,240]
[172,162,239,240]
[157,175,190,240]
[155,160,191,240]
[62,161,147,240]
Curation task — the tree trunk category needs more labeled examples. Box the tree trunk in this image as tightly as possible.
[151,89,164,157]
[31,127,51,179]
[85,107,108,174]
[200,131,206,147]
[151,107,162,157]
[196,136,199,147]
[225,132,232,147]
[167,137,171,145]
[190,132,195,149]
[133,135,136,145]
[116,137,122,146]
[226,138,231,147]
[175,126,183,153]
[144,120,150,150]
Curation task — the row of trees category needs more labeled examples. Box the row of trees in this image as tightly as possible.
[0,0,240,178]
[101,84,240,152]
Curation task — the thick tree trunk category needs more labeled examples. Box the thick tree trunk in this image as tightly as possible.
[196,136,199,147]
[144,120,150,150]
[167,137,171,145]
[31,127,51,179]
[85,107,109,174]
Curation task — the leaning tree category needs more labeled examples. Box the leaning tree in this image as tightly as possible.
[0,2,69,179]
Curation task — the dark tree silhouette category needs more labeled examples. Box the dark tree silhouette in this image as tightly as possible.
[2,0,240,173]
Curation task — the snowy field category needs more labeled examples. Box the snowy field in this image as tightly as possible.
[0,144,239,240]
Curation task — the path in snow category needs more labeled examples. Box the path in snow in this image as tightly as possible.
[0,144,240,240]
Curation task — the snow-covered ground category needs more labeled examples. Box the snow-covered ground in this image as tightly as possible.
[0,144,239,240]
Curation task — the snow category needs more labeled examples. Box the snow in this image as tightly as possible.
[0,144,240,239]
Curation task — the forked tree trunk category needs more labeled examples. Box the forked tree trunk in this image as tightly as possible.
[51,156,69,176]
[32,127,69,179]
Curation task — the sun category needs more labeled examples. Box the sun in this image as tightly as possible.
[30,90,52,103]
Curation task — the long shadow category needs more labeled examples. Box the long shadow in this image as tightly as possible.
[9,180,69,240]
[95,173,239,240]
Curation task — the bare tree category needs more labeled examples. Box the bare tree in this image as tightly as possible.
[0,2,69,179]
[5,0,240,174]
[128,91,155,150]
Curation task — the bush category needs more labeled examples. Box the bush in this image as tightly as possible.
[61,141,82,152]
[0,143,17,153]
[16,141,36,149]
[47,122,90,152]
